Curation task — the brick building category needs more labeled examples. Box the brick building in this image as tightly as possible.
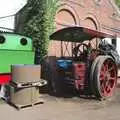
[15,0,120,57]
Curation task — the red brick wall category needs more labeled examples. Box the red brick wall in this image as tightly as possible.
[48,0,120,57]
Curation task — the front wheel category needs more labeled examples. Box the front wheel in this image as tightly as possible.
[91,56,117,99]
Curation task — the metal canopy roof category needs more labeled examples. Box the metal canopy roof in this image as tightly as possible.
[50,26,115,42]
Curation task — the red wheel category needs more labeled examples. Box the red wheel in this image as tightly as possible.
[91,56,117,98]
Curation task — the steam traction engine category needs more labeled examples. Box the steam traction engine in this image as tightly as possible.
[50,26,119,99]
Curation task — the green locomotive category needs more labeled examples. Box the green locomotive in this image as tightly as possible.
[0,32,34,87]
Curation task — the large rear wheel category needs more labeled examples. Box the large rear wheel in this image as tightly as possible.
[91,56,117,99]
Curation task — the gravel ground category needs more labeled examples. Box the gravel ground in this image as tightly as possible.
[0,86,120,120]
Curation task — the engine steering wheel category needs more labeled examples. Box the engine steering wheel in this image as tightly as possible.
[72,43,89,59]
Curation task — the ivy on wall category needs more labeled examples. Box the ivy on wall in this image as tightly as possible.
[115,0,120,8]
[23,0,59,63]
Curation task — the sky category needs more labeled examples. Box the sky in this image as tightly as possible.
[0,0,26,16]
[0,0,27,31]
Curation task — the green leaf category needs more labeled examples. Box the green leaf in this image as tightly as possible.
[23,0,59,63]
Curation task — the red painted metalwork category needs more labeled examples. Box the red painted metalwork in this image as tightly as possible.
[0,73,11,85]
[73,63,86,90]
[99,59,117,97]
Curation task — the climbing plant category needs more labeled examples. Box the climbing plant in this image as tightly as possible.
[23,0,59,63]
[115,0,120,8]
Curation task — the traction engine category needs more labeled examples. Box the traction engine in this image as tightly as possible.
[50,26,119,99]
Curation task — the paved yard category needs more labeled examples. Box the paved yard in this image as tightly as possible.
[0,87,120,120]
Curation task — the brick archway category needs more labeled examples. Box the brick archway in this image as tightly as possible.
[83,13,100,30]
[55,4,80,29]
[48,4,80,57]
[83,17,98,30]
[55,9,77,30]
[83,15,100,48]
[55,6,78,57]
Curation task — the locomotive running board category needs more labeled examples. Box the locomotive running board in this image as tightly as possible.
[50,26,115,42]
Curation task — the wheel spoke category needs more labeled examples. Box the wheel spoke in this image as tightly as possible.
[102,62,109,74]
[100,72,105,81]
[102,73,116,95]
[108,65,115,72]
[106,85,111,92]
[101,60,117,96]
[109,76,116,80]
[101,81,105,90]
[108,70,116,81]
[102,65,106,73]
[101,81,111,95]
[102,84,107,95]
[104,63,109,71]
